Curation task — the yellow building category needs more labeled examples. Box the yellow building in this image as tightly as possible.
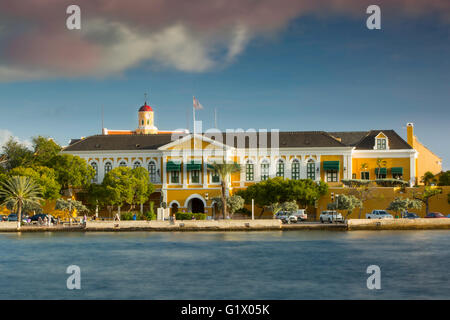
[63,101,443,217]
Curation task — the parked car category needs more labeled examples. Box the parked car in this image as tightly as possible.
[275,211,300,224]
[0,215,8,222]
[402,212,420,219]
[447,214,450,218]
[320,210,344,223]
[7,213,29,222]
[366,210,393,219]
[291,209,308,222]
[424,212,446,218]
[29,214,56,224]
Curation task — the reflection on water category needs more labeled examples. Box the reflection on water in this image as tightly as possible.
[0,230,448,300]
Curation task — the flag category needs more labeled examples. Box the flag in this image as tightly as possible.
[193,96,204,110]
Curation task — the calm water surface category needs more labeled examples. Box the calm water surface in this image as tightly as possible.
[0,230,448,299]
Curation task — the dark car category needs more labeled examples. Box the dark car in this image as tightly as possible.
[425,212,446,218]
[0,215,8,222]
[403,212,420,219]
[29,214,56,224]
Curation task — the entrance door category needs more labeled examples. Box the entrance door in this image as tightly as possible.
[189,198,205,213]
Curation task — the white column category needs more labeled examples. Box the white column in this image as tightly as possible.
[347,154,353,180]
[162,157,167,188]
[316,155,321,181]
[183,159,188,188]
[202,158,208,188]
[410,152,417,186]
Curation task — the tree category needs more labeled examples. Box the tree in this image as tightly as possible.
[375,158,387,179]
[238,177,328,219]
[0,176,43,229]
[55,198,88,218]
[281,200,299,213]
[9,166,61,200]
[210,161,241,219]
[327,194,362,220]
[32,136,62,166]
[49,154,94,194]
[101,167,134,214]
[212,194,245,217]
[437,171,450,186]
[413,187,443,215]
[342,179,379,218]
[1,138,33,171]
[386,197,422,217]
[131,167,154,214]
[421,171,436,186]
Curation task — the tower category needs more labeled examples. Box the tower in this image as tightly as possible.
[136,100,158,134]
[406,123,414,148]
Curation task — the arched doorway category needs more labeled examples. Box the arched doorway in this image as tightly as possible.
[188,198,205,213]
[171,203,179,214]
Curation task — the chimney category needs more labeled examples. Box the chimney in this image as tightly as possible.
[406,123,414,148]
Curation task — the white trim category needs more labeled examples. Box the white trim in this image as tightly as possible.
[184,193,207,209]
[168,200,181,208]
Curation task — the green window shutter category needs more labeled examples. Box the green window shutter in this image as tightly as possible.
[323,161,340,171]
[187,160,202,171]
[375,168,387,175]
[207,164,215,170]
[166,161,181,171]
[391,167,403,174]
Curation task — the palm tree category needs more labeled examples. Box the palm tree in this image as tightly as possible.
[0,176,42,229]
[421,171,436,186]
[210,161,241,219]
[375,158,387,179]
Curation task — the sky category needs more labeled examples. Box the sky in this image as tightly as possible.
[0,0,449,169]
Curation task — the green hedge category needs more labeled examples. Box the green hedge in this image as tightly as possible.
[175,212,207,220]
[375,179,409,187]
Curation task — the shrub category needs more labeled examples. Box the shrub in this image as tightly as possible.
[375,179,409,187]
[120,212,133,220]
[175,212,207,220]
[145,210,157,220]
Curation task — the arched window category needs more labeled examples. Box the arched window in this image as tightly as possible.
[91,162,98,183]
[307,159,315,180]
[119,161,127,167]
[148,161,157,183]
[245,160,254,181]
[292,159,300,180]
[104,162,112,175]
[133,161,141,169]
[276,159,284,178]
[261,159,269,181]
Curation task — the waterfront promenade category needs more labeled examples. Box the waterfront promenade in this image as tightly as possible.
[1,218,449,232]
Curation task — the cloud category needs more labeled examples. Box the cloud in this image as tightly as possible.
[0,0,449,82]
[0,129,32,149]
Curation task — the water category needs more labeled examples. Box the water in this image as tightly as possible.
[0,230,448,299]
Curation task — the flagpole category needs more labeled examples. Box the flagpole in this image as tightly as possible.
[193,96,196,135]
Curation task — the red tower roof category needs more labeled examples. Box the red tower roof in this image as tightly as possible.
[139,102,153,112]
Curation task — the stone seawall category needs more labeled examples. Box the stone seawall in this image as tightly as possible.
[1,219,450,232]
[347,218,450,230]
[86,219,282,231]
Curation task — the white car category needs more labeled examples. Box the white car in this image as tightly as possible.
[275,211,306,224]
[366,210,393,219]
[320,210,344,223]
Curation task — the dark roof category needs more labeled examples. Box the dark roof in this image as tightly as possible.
[63,130,411,152]
[353,130,412,150]
[328,132,369,146]
[63,134,175,151]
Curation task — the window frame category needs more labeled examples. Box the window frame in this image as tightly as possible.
[170,170,180,184]
[291,159,300,180]
[245,161,254,181]
[276,159,285,178]
[260,160,269,181]
[148,161,157,183]
[306,160,316,180]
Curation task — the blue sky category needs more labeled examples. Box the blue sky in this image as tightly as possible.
[0,4,449,169]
